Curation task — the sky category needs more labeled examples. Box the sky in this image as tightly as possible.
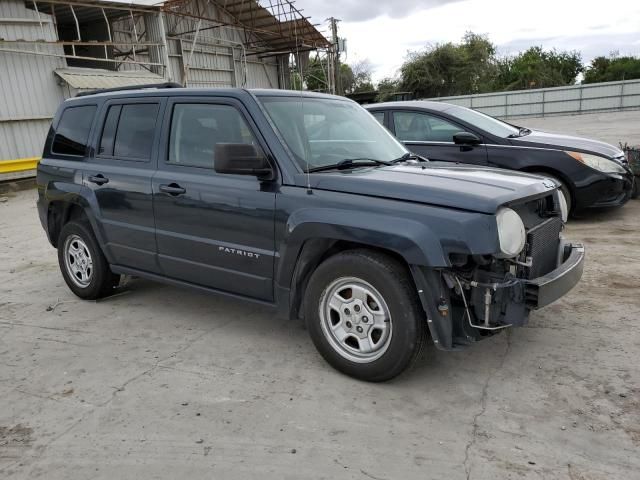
[295,0,640,81]
[104,0,640,82]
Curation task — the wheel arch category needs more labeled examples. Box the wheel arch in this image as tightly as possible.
[47,201,88,247]
[519,165,574,206]
[42,185,111,262]
[286,238,414,321]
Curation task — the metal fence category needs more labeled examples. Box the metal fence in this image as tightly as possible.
[426,79,640,119]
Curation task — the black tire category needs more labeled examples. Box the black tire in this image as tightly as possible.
[632,177,639,200]
[534,172,572,214]
[304,249,427,382]
[57,220,120,300]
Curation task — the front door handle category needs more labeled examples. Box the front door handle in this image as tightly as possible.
[159,183,186,196]
[88,174,109,186]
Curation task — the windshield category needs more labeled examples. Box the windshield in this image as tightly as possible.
[445,105,520,138]
[258,96,407,171]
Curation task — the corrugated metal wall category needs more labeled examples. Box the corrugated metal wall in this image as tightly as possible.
[0,0,65,160]
[161,0,281,88]
[427,79,640,119]
[0,0,287,163]
[114,1,283,89]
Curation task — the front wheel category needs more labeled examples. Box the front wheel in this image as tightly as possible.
[57,221,120,300]
[304,250,427,382]
[534,172,573,213]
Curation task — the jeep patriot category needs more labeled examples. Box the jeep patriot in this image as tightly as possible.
[37,85,585,381]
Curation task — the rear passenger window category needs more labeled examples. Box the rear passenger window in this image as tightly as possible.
[99,103,159,160]
[168,104,257,169]
[52,105,97,156]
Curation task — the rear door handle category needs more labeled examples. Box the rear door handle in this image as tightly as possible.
[88,174,109,186]
[159,183,186,196]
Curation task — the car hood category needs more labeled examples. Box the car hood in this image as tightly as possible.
[510,129,624,159]
[307,163,557,214]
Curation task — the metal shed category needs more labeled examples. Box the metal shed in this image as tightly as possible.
[0,0,330,171]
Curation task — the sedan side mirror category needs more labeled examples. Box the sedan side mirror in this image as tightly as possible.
[453,132,481,145]
[214,143,273,179]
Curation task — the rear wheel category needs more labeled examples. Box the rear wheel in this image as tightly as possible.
[304,250,426,382]
[57,221,120,299]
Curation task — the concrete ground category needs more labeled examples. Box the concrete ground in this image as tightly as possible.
[516,110,640,146]
[1,189,639,480]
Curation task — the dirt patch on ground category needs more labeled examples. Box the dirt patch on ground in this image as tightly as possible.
[0,425,33,449]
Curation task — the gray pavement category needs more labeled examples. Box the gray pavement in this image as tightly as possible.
[1,189,639,479]
[517,110,640,146]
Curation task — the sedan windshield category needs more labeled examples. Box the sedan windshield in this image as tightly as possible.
[445,105,520,138]
[258,95,407,172]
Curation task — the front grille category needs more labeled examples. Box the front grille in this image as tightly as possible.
[526,216,563,278]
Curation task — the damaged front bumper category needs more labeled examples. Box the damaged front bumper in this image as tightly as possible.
[525,242,585,309]
[411,241,585,351]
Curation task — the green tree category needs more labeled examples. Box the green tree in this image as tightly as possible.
[350,59,375,93]
[398,33,584,97]
[303,58,330,91]
[339,63,355,93]
[302,58,374,94]
[376,77,401,101]
[494,47,583,90]
[399,32,497,98]
[583,54,640,83]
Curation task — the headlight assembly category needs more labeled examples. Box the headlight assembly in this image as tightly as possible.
[495,208,526,258]
[565,151,626,174]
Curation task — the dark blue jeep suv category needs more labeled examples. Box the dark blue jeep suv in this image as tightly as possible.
[37,86,584,381]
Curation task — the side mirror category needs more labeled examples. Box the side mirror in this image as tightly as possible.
[214,143,273,178]
[453,132,481,145]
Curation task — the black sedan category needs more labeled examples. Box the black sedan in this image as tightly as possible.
[366,101,634,213]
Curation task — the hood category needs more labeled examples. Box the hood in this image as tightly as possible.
[510,129,624,159]
[307,163,557,214]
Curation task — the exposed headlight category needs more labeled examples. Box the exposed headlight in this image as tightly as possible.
[556,189,569,223]
[495,208,526,258]
[565,151,626,174]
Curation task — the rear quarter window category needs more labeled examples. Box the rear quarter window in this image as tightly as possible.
[52,105,97,156]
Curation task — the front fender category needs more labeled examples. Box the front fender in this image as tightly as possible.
[275,207,448,289]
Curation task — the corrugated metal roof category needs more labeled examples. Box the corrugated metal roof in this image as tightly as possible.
[54,68,166,89]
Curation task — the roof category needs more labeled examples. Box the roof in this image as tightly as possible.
[54,68,166,90]
[28,0,329,55]
[65,85,349,102]
[364,100,455,111]
[163,0,330,54]
[30,1,160,25]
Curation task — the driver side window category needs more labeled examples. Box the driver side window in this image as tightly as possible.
[168,104,256,169]
[393,111,464,143]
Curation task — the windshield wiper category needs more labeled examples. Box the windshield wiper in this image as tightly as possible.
[390,152,428,164]
[306,157,391,173]
[508,127,532,138]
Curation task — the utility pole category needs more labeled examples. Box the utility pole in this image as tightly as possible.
[329,17,340,95]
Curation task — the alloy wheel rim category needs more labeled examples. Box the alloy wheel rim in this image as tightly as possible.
[319,277,392,363]
[64,234,93,288]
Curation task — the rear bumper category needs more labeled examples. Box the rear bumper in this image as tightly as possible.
[525,242,585,309]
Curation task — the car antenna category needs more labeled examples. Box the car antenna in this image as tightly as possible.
[292,6,312,194]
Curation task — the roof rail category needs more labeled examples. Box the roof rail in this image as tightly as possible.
[75,82,184,97]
